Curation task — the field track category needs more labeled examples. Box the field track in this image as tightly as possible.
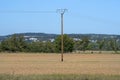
[0,53,120,75]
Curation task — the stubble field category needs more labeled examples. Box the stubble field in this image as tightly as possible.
[0,53,120,75]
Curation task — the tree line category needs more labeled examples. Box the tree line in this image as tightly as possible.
[0,34,120,53]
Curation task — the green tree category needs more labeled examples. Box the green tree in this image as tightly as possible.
[87,42,96,53]
[18,35,28,52]
[97,39,105,53]
[44,41,55,53]
[109,38,119,53]
[54,34,74,53]
[27,42,43,52]
[74,41,81,52]
[0,42,1,52]
[1,38,14,52]
[1,34,27,52]
[27,41,55,53]
[80,37,90,52]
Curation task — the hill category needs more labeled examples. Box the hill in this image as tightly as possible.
[0,33,120,42]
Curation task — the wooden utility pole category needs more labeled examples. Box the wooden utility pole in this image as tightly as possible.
[61,12,64,62]
[57,9,67,62]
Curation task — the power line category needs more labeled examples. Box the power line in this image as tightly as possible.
[0,10,56,13]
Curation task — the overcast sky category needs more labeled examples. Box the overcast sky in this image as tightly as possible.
[0,0,120,35]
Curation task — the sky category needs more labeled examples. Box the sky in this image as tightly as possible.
[0,0,120,35]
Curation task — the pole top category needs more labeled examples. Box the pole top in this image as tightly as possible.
[56,9,68,14]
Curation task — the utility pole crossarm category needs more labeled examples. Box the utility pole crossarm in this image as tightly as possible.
[57,9,68,14]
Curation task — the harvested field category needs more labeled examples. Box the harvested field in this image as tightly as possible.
[0,53,120,75]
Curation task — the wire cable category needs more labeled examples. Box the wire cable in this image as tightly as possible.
[0,11,56,13]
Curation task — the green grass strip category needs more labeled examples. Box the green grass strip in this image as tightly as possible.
[0,74,120,80]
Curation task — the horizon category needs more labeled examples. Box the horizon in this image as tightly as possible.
[0,0,120,35]
[1,32,120,36]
